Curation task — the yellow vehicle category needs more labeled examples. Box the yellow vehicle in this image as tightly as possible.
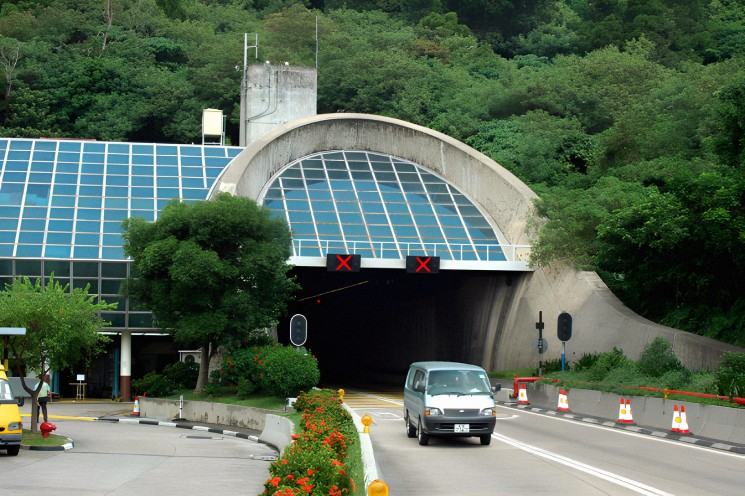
[0,364,22,456]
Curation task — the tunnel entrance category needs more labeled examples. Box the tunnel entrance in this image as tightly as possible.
[278,267,512,387]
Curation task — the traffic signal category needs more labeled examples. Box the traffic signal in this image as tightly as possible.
[405,256,440,273]
[290,314,307,347]
[557,312,572,341]
[326,253,361,272]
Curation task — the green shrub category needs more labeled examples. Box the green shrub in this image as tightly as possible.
[132,371,173,397]
[684,371,718,395]
[200,381,221,397]
[262,345,321,398]
[637,337,683,377]
[715,352,745,397]
[163,361,199,389]
[602,362,646,386]
[542,358,564,373]
[573,352,600,372]
[658,368,692,390]
[587,348,629,381]
[236,378,258,398]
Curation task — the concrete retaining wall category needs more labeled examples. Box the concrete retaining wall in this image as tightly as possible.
[138,397,294,452]
[520,383,745,444]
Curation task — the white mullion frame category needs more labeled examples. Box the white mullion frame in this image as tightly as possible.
[354,152,378,258]
[396,160,430,258]
[328,151,349,253]
[0,141,19,257]
[414,165,454,260]
[447,184,480,261]
[299,161,324,255]
[375,155,402,258]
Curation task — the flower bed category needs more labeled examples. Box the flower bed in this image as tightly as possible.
[262,389,358,496]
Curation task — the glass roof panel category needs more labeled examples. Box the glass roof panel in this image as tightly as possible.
[260,150,504,261]
[0,138,242,260]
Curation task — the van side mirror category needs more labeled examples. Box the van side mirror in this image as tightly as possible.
[491,384,501,392]
[16,396,24,407]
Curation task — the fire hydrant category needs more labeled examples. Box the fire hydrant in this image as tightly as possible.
[40,421,57,438]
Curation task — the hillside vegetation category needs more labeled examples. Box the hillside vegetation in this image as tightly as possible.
[1,0,743,345]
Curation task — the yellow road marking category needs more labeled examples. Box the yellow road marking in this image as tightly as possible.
[21,413,97,421]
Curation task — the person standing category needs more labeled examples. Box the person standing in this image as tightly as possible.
[38,377,52,422]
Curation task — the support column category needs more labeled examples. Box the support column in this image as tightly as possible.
[120,330,132,402]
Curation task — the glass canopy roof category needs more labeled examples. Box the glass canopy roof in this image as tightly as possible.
[260,150,506,261]
[0,138,242,260]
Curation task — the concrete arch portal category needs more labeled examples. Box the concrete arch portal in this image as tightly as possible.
[212,113,742,385]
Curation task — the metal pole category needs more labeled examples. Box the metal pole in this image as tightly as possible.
[561,341,566,371]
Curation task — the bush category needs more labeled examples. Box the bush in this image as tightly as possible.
[573,352,600,372]
[684,371,718,395]
[637,337,683,378]
[262,345,320,398]
[132,371,174,397]
[715,352,745,397]
[658,368,692,390]
[264,389,356,496]
[236,378,258,398]
[602,362,646,386]
[587,348,629,381]
[163,361,199,389]
[542,358,564,373]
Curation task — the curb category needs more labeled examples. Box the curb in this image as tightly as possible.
[22,437,74,451]
[498,400,745,455]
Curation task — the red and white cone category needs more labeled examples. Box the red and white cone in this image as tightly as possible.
[671,404,681,433]
[678,405,690,434]
[517,384,529,405]
[557,389,570,412]
[132,395,140,417]
[617,398,635,424]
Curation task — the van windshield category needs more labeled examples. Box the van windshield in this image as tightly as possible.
[0,379,15,403]
[427,370,491,395]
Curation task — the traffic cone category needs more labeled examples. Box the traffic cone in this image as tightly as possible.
[617,398,635,424]
[678,405,690,434]
[517,384,529,405]
[671,404,681,433]
[557,389,570,412]
[132,395,140,416]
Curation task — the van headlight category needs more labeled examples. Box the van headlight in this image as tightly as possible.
[425,407,443,416]
[8,421,22,430]
[480,408,496,417]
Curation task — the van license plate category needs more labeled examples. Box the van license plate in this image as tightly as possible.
[454,424,469,433]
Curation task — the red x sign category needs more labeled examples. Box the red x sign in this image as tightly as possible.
[406,255,440,273]
[326,254,361,272]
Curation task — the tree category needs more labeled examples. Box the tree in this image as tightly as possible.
[0,276,114,433]
[122,193,299,393]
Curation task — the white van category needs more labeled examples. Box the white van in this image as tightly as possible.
[404,361,500,446]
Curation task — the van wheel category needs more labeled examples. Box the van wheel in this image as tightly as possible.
[7,445,20,456]
[405,412,416,438]
[417,419,429,446]
[480,435,492,446]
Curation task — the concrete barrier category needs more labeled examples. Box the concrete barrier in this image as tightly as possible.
[138,397,294,451]
[518,383,745,444]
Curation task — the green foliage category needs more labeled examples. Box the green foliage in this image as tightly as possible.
[262,345,321,398]
[132,371,174,397]
[162,361,199,390]
[572,352,599,372]
[122,193,298,390]
[715,352,745,398]
[541,358,564,373]
[637,337,684,378]
[586,348,631,381]
[265,389,356,495]
[236,378,258,399]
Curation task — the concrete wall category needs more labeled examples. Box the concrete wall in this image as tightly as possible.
[211,113,744,373]
[241,64,317,146]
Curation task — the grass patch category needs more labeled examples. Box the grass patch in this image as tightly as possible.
[489,368,538,379]
[22,429,69,446]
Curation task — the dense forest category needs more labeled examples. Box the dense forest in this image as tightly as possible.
[0,0,743,346]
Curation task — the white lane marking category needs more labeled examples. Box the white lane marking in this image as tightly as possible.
[491,431,673,496]
[496,404,744,459]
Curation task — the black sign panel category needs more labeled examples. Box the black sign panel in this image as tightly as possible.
[405,256,440,273]
[326,254,361,272]
[290,314,307,347]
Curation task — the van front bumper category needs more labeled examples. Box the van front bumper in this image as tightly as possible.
[422,415,496,436]
[0,433,22,446]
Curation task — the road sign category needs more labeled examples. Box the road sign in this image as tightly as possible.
[536,338,548,354]
[405,256,440,273]
[326,253,361,272]
[290,314,307,347]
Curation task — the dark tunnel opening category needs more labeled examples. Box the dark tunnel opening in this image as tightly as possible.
[277,267,511,388]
